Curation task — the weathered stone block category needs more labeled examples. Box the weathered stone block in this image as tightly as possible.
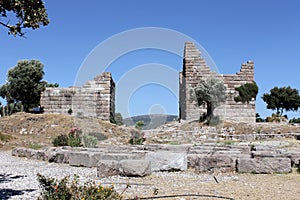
[119,160,151,177]
[195,156,236,173]
[237,157,291,174]
[48,151,69,164]
[145,151,187,171]
[97,160,120,178]
[69,152,91,167]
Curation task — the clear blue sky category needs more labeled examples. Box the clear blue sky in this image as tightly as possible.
[1,0,300,119]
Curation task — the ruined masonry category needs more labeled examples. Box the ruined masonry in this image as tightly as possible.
[179,42,255,122]
[41,72,115,121]
[41,42,255,123]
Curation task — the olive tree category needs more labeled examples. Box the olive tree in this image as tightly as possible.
[193,76,226,122]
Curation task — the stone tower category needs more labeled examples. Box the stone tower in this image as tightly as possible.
[41,72,115,121]
[179,42,255,123]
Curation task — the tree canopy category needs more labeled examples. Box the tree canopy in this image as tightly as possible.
[0,0,49,36]
[262,86,300,115]
[0,60,46,112]
[234,82,259,103]
[193,76,226,122]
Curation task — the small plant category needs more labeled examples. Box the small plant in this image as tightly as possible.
[135,120,145,130]
[250,143,255,151]
[29,143,43,150]
[67,108,72,115]
[88,132,108,141]
[224,140,234,145]
[82,135,98,148]
[67,128,82,147]
[52,128,82,147]
[265,113,287,123]
[52,134,69,147]
[289,117,300,124]
[37,173,121,200]
[256,113,265,122]
[129,130,146,145]
[0,132,14,141]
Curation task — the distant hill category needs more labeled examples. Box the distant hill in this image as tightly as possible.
[123,114,178,130]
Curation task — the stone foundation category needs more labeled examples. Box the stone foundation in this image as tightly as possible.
[12,143,300,176]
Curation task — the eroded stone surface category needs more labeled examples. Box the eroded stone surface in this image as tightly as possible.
[237,157,292,174]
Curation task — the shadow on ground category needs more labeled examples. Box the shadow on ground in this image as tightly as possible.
[0,174,36,199]
[0,188,36,200]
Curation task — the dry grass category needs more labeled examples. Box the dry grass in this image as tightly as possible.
[0,112,133,150]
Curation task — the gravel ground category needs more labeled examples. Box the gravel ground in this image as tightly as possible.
[1,150,300,200]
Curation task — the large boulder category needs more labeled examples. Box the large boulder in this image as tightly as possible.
[237,157,292,173]
[119,160,151,177]
[145,151,187,171]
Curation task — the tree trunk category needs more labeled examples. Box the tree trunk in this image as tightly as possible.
[206,102,214,121]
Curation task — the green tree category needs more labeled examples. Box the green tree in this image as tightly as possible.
[1,60,46,112]
[193,77,226,122]
[46,83,59,87]
[135,120,144,130]
[114,112,124,126]
[0,0,49,36]
[234,82,258,103]
[262,86,300,116]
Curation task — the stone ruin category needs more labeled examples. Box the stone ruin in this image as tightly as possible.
[40,72,115,121]
[179,42,255,123]
[41,42,255,123]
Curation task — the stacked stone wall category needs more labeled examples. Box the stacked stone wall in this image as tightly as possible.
[41,72,115,121]
[179,42,255,122]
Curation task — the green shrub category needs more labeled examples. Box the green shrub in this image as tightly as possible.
[266,113,287,123]
[129,130,146,145]
[67,128,82,147]
[234,82,258,103]
[82,135,98,148]
[256,113,265,122]
[37,173,121,200]
[289,117,300,124]
[29,143,43,150]
[88,132,108,141]
[67,134,82,147]
[135,120,144,130]
[67,108,72,115]
[52,134,69,147]
[52,128,83,147]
